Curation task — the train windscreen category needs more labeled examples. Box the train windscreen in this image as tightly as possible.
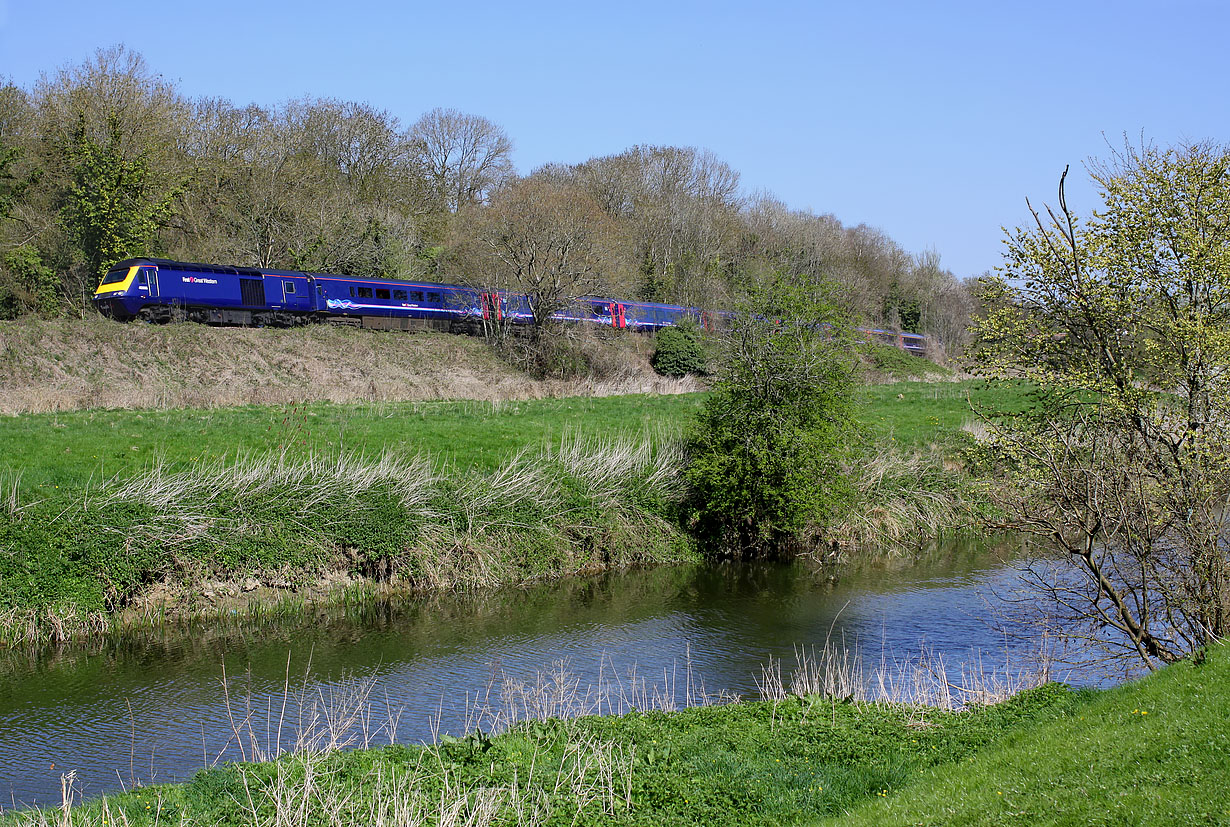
[100,267,130,286]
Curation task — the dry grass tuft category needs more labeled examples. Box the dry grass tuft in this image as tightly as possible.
[757,638,1053,711]
[830,442,981,548]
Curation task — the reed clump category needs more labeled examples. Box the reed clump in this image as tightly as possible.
[827,440,990,549]
[0,434,694,647]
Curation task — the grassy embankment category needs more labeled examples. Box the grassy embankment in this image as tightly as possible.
[0,316,700,414]
[5,638,1225,826]
[0,379,1030,646]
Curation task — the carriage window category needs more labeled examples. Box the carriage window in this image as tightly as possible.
[409,290,423,302]
[426,291,441,303]
[376,288,391,300]
[393,290,408,301]
[283,281,296,294]
[357,287,373,298]
[349,287,356,297]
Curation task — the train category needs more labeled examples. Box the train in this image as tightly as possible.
[91,257,929,355]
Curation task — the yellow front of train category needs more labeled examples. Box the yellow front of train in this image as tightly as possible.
[93,261,149,320]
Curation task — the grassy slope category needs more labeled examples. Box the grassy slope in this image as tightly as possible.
[0,316,698,414]
[3,379,1023,489]
[0,681,1085,826]
[8,644,1226,826]
[821,645,1230,826]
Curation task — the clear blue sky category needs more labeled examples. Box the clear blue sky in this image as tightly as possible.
[3,0,1227,279]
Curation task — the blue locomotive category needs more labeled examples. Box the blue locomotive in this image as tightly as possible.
[92,257,927,354]
[91,257,700,333]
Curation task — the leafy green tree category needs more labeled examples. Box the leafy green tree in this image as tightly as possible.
[973,142,1230,668]
[683,271,857,556]
[0,143,23,222]
[0,245,59,317]
[60,113,181,283]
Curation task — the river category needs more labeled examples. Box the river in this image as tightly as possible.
[0,539,1068,808]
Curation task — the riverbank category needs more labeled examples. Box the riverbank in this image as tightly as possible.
[4,641,1223,826]
[0,383,1015,646]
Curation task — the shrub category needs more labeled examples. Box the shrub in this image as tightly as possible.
[683,272,857,556]
[861,342,948,380]
[651,326,707,377]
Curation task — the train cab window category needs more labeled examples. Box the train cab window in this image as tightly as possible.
[100,268,129,286]
[393,289,408,301]
[591,303,609,316]
[349,287,356,297]
[283,281,296,294]
[409,290,423,302]
[375,288,391,300]
[426,291,441,304]
[137,272,148,285]
[357,287,373,298]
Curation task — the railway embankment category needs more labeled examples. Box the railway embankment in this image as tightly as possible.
[0,316,701,414]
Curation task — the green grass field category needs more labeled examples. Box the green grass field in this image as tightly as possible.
[6,641,1224,826]
[0,380,1032,491]
[0,394,706,491]
[858,379,1034,447]
[822,643,1230,826]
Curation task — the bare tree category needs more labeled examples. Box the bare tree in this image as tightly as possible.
[568,145,742,306]
[410,108,513,213]
[454,176,613,340]
[974,143,1230,669]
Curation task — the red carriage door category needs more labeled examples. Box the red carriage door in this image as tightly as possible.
[482,292,503,321]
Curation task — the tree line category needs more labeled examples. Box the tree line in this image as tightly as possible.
[0,46,973,350]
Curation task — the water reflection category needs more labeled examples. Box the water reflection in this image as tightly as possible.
[1,539,1047,807]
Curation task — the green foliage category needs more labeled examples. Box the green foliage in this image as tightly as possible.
[0,245,59,318]
[860,342,947,381]
[683,272,858,556]
[61,113,180,281]
[0,380,1024,642]
[0,139,35,223]
[651,324,708,377]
